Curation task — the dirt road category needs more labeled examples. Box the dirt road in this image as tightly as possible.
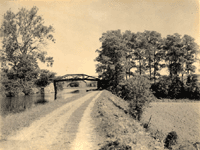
[0,91,102,150]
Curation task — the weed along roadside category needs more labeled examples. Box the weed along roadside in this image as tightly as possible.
[0,94,2,141]
[91,90,200,150]
[91,90,164,150]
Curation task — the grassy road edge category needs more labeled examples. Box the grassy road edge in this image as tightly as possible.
[0,91,90,140]
[91,90,165,150]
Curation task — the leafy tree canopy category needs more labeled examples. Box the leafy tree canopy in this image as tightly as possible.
[164,33,199,78]
[0,6,56,96]
[35,69,56,87]
[0,6,55,70]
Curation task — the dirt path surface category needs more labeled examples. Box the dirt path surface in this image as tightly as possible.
[70,91,102,150]
[0,91,102,150]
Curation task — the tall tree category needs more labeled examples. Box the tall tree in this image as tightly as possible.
[163,33,184,78]
[122,30,136,80]
[0,6,55,96]
[181,35,199,82]
[133,32,147,75]
[139,31,154,80]
[164,33,199,80]
[0,6,55,75]
[142,31,165,83]
[95,30,126,89]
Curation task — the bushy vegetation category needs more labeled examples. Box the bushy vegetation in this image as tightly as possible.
[0,6,58,115]
[97,76,154,120]
[117,76,154,120]
[100,140,132,150]
[151,74,200,100]
[164,131,178,149]
[94,29,200,150]
[95,29,200,120]
[150,75,172,98]
[95,29,200,99]
[1,78,22,97]
[1,95,36,115]
[93,91,165,150]
[1,68,56,97]
[185,74,200,99]
[0,6,56,97]
[34,69,56,88]
[56,82,64,91]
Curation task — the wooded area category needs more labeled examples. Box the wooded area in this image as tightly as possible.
[95,30,199,84]
[95,29,200,120]
[0,6,56,97]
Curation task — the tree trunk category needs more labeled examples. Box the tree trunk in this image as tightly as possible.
[169,61,173,79]
[149,55,151,80]
[139,59,141,75]
[153,50,156,83]
[182,73,184,83]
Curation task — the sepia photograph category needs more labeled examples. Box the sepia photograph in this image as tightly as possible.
[0,0,200,149]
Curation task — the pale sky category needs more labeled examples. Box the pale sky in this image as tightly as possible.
[0,0,199,76]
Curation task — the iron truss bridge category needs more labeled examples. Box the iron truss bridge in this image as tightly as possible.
[53,74,100,82]
[52,74,105,100]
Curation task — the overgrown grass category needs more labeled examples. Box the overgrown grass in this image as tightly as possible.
[1,95,37,116]
[141,101,200,149]
[92,90,200,149]
[91,90,164,150]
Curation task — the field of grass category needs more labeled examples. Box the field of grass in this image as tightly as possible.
[141,101,200,146]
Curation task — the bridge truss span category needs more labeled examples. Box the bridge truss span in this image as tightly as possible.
[53,74,102,100]
[55,74,99,82]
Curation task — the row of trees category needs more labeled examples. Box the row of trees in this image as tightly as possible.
[95,30,200,119]
[95,30,199,86]
[0,6,56,96]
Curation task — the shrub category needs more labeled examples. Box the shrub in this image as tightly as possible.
[151,74,200,100]
[21,80,34,95]
[184,74,200,100]
[122,75,153,101]
[34,69,56,88]
[1,93,35,115]
[151,75,172,99]
[164,131,178,149]
[184,85,200,100]
[168,76,184,99]
[2,79,22,97]
[121,76,153,120]
[100,140,132,150]
[129,101,144,121]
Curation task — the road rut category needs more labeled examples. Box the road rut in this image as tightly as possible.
[0,91,101,150]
